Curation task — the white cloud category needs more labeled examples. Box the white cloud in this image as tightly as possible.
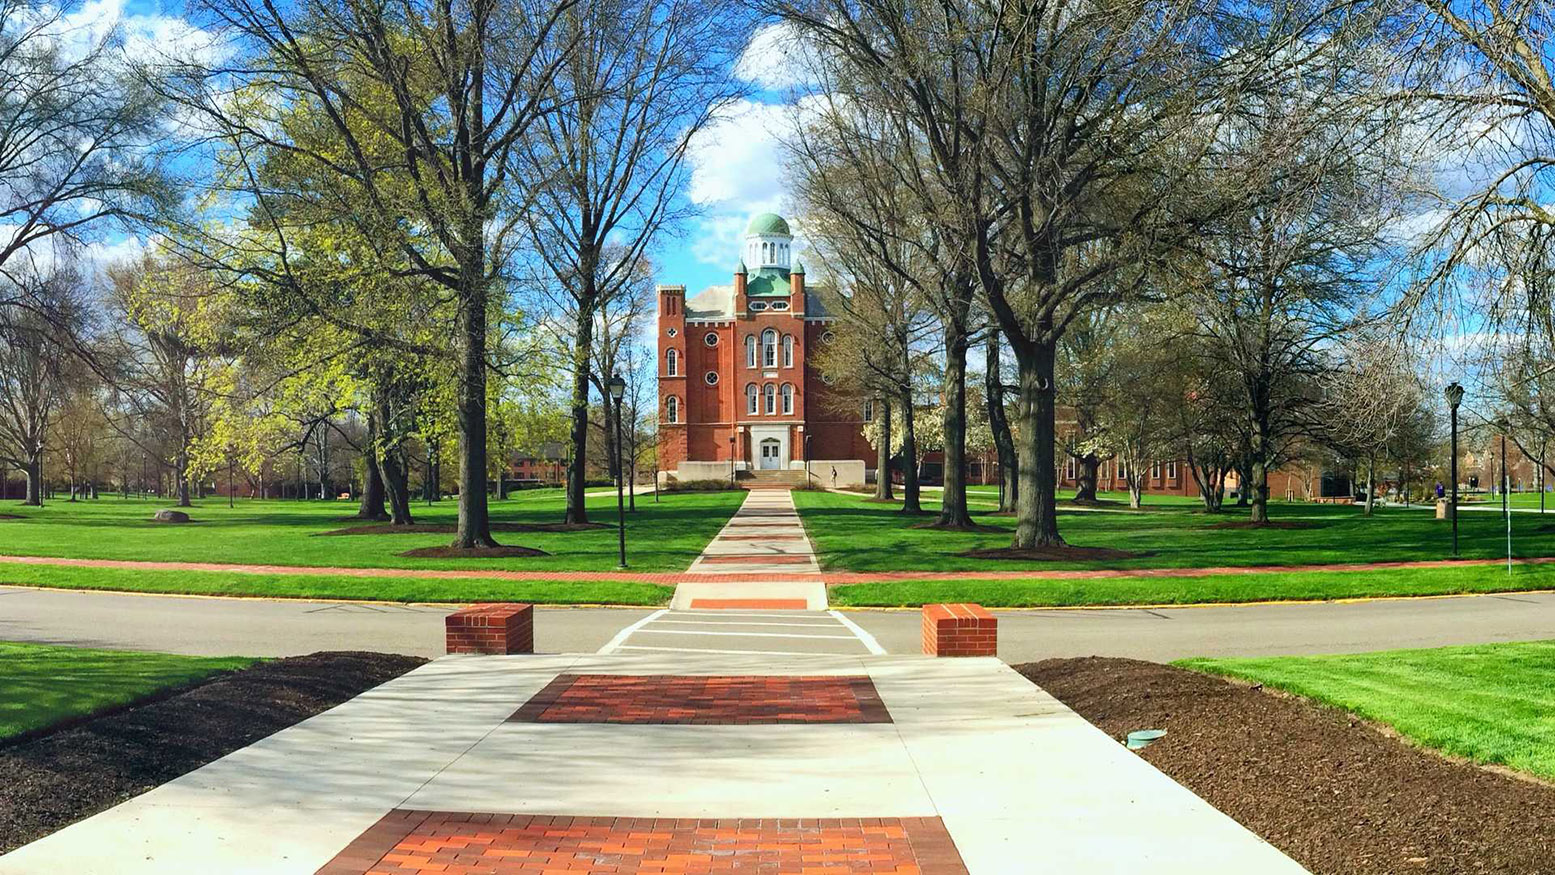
[733,22,818,91]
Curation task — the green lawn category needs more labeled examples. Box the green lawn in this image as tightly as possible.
[0,564,674,605]
[795,489,1555,572]
[829,563,1550,607]
[0,641,254,741]
[0,490,742,573]
[1180,641,1555,781]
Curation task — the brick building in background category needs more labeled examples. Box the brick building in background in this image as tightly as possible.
[657,213,872,487]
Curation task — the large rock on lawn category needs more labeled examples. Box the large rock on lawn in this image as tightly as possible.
[153,509,191,523]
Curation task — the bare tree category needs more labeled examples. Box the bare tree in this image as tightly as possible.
[522,0,743,525]
[0,0,170,287]
[1319,333,1427,515]
[0,266,86,503]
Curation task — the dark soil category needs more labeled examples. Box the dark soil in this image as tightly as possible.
[322,521,605,536]
[0,652,425,854]
[0,514,21,520]
[961,545,1144,562]
[398,544,551,559]
[1016,657,1555,875]
[1206,519,1316,530]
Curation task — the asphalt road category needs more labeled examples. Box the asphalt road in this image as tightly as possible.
[3,584,1551,661]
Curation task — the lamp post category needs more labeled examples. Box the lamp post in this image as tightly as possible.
[607,375,627,569]
[728,434,736,486]
[805,434,813,486]
[1445,382,1464,558]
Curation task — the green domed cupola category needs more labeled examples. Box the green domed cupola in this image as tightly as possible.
[745,212,791,236]
[743,212,794,272]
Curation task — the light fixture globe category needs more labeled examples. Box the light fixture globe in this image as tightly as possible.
[607,375,627,401]
[1444,382,1465,410]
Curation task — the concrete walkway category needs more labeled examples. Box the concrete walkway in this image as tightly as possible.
[603,490,884,657]
[0,651,1307,874]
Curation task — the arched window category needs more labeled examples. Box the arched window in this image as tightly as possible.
[781,334,794,368]
[762,329,778,368]
[780,383,794,415]
[665,349,679,376]
[746,383,759,415]
[763,383,776,415]
[665,396,680,424]
[762,241,770,263]
[745,335,757,368]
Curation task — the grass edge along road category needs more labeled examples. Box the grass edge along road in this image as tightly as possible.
[827,563,1554,607]
[0,641,255,741]
[1179,640,1555,782]
[0,564,675,606]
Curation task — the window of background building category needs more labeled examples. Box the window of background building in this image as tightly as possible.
[782,334,794,367]
[1166,461,1178,480]
[863,399,874,421]
[763,383,776,414]
[780,383,794,415]
[745,335,757,367]
[746,383,758,415]
[665,396,679,423]
[1150,462,1162,481]
[762,329,778,368]
[666,349,678,376]
[704,371,718,386]
[704,332,718,347]
[1064,457,1077,481]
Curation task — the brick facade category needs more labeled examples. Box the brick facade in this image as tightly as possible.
[657,214,872,482]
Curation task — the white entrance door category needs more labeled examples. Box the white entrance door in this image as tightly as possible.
[759,439,781,470]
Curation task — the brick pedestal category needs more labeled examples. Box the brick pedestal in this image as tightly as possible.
[445,603,534,655]
[921,603,997,657]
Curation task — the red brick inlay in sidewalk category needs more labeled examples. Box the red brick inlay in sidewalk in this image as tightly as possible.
[689,598,809,610]
[698,554,813,565]
[316,811,969,875]
[508,674,891,724]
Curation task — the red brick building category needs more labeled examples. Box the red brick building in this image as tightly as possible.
[657,213,872,486]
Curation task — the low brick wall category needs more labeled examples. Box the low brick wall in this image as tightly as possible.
[445,603,534,655]
[921,603,997,657]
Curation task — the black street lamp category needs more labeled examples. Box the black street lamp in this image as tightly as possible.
[728,434,736,486]
[1445,382,1464,558]
[804,434,813,485]
[607,375,628,569]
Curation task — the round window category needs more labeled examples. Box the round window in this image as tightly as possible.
[666,327,678,337]
[704,371,719,386]
[704,332,719,347]
[822,372,836,385]
[821,330,835,344]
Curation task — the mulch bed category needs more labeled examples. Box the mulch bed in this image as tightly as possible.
[1206,520,1316,530]
[1016,657,1555,875]
[0,651,426,854]
[322,521,605,536]
[398,544,550,559]
[960,545,1143,562]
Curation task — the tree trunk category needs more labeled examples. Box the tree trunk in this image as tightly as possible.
[176,446,192,507]
[357,413,389,520]
[875,398,894,500]
[382,447,414,525]
[1012,339,1063,548]
[454,266,497,548]
[985,331,1017,512]
[936,326,975,527]
[898,384,922,514]
[1248,421,1271,524]
[22,455,41,506]
[1127,469,1143,509]
[1364,455,1376,516]
[564,301,595,525]
[1074,455,1100,503]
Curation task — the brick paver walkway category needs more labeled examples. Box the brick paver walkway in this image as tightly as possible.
[316,811,967,875]
[508,674,891,725]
